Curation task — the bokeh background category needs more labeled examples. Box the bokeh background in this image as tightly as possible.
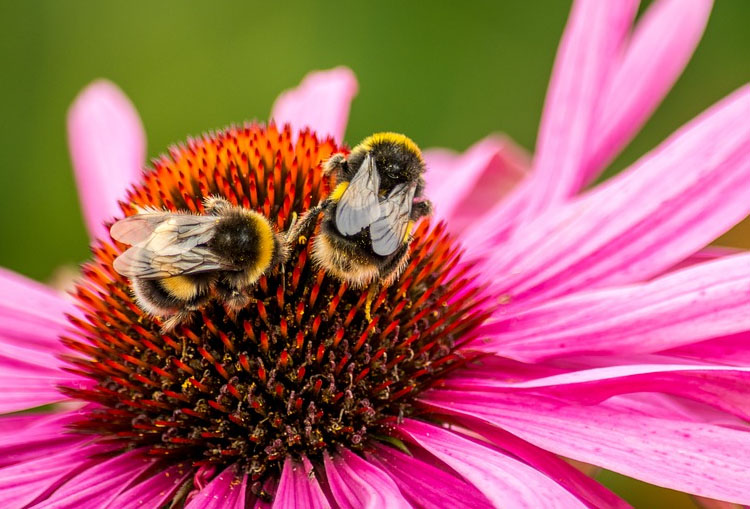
[1,1,749,506]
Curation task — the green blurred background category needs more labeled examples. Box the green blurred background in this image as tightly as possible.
[1,1,749,506]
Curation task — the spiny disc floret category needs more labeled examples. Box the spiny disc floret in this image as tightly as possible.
[61,124,486,481]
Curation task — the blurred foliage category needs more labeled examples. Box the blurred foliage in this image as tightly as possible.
[1,1,749,505]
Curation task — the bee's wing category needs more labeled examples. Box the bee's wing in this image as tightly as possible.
[113,214,231,279]
[335,154,381,236]
[370,182,417,256]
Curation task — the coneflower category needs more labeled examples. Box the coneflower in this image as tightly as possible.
[2,1,750,507]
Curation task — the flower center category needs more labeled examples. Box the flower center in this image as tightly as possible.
[60,124,488,486]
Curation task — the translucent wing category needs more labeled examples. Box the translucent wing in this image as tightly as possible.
[370,182,416,256]
[112,213,230,279]
[335,154,381,236]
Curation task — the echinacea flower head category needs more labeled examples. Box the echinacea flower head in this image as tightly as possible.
[62,123,488,499]
[3,1,750,507]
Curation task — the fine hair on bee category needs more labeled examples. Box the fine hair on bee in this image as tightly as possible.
[110,196,287,331]
[288,132,433,291]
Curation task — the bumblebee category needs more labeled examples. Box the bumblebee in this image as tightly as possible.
[291,132,432,289]
[111,196,286,329]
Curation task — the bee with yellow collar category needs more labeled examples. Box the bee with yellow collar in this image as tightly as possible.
[291,132,433,288]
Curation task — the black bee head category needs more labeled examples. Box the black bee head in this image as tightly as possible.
[348,132,425,192]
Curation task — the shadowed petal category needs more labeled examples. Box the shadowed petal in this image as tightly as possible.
[450,418,630,509]
[270,67,358,144]
[34,449,155,508]
[106,462,192,508]
[662,246,742,274]
[273,456,331,509]
[324,448,410,509]
[523,0,638,213]
[444,364,750,421]
[583,0,714,184]
[476,252,750,360]
[665,331,750,366]
[185,464,248,509]
[476,86,750,306]
[68,80,146,241]
[398,419,587,508]
[422,391,750,505]
[368,443,492,509]
[0,410,89,468]
[423,135,529,231]
[0,443,110,508]
[0,269,87,412]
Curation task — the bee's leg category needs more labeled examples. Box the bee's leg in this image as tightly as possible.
[203,195,233,215]
[410,199,433,221]
[378,243,412,289]
[215,276,251,312]
[160,310,194,334]
[286,203,325,246]
[323,153,347,177]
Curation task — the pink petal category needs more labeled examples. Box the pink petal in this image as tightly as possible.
[270,67,358,144]
[68,80,146,241]
[582,0,714,184]
[398,419,586,508]
[477,86,750,307]
[0,267,78,350]
[35,449,156,508]
[323,448,410,509]
[445,364,750,421]
[476,252,750,360]
[368,443,492,509]
[274,456,331,509]
[185,464,248,509]
[0,410,89,468]
[661,246,742,275]
[423,135,529,231]
[422,390,750,504]
[522,0,638,213]
[107,462,193,508]
[0,442,110,508]
[665,331,750,366]
[452,418,629,509]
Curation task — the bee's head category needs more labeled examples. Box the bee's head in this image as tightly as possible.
[349,132,425,191]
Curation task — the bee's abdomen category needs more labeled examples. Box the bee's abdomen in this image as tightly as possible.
[211,211,275,271]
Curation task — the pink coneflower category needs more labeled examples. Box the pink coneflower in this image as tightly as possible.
[3,0,750,507]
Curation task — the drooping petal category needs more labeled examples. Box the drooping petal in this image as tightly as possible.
[106,462,193,508]
[0,443,110,508]
[0,267,78,350]
[476,86,750,306]
[662,246,742,275]
[185,464,248,509]
[0,269,90,412]
[0,410,89,468]
[323,448,410,509]
[444,364,750,421]
[270,67,358,144]
[398,419,586,508]
[34,449,155,508]
[368,443,492,509]
[476,252,750,360]
[582,0,714,184]
[67,80,146,241]
[522,0,638,213]
[451,418,629,509]
[422,391,750,505]
[423,135,529,231]
[664,331,750,366]
[273,456,331,509]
